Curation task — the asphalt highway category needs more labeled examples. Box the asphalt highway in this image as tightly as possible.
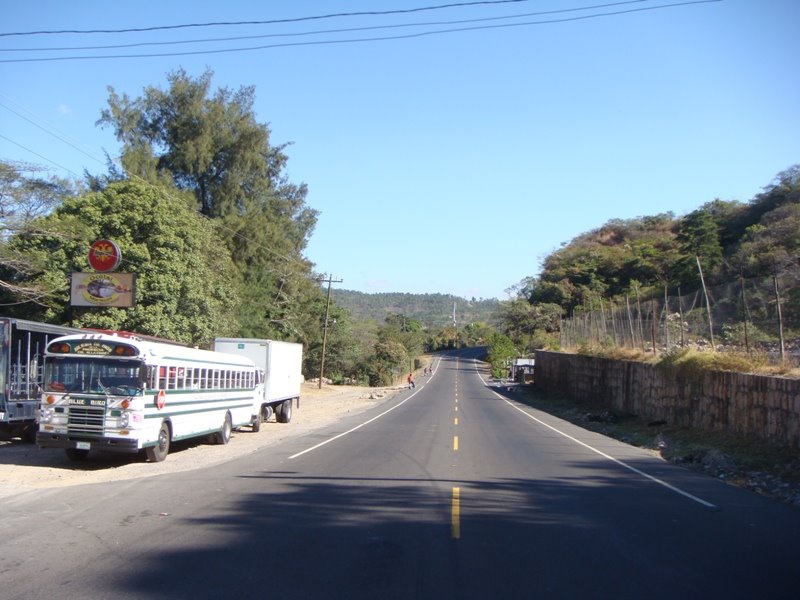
[2,349,799,599]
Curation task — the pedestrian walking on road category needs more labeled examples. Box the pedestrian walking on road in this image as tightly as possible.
[407,373,415,389]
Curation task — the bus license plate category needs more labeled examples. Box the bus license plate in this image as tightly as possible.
[76,441,91,450]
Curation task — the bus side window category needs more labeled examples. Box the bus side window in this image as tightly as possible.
[158,366,167,390]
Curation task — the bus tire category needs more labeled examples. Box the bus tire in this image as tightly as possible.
[65,448,89,461]
[276,398,292,424]
[214,412,232,445]
[251,410,261,433]
[146,422,171,462]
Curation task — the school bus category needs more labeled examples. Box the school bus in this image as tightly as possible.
[37,331,262,462]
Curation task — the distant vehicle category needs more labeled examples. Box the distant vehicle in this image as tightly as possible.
[0,317,84,441]
[213,338,303,431]
[511,358,535,384]
[37,331,261,462]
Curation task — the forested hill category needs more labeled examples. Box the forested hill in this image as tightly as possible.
[332,290,500,328]
[526,165,800,315]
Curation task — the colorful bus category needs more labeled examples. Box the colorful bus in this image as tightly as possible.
[37,331,262,462]
[0,317,84,441]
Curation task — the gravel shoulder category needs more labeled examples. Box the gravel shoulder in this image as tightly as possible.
[0,383,400,495]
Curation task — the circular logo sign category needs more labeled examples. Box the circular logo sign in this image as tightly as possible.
[88,239,122,272]
[156,389,166,410]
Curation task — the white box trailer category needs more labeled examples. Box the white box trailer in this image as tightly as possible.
[213,338,303,430]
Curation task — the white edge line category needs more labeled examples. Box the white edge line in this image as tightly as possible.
[288,360,438,459]
[475,366,717,510]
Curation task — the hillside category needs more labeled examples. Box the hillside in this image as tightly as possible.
[528,165,800,320]
[331,290,500,328]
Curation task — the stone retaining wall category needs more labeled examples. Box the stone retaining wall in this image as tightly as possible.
[533,351,800,448]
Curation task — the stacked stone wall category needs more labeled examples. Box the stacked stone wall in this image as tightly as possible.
[534,351,800,448]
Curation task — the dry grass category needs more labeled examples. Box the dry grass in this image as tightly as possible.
[576,345,800,378]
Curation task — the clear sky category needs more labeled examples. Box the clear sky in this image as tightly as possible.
[1,1,798,300]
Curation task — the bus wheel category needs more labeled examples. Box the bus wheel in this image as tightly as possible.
[65,448,89,461]
[251,410,262,433]
[146,422,170,462]
[276,398,293,424]
[214,412,232,445]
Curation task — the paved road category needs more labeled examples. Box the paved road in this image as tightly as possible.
[2,349,799,599]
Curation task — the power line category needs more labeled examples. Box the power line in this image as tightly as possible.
[0,1,654,53]
[0,133,82,178]
[0,0,723,63]
[0,0,532,37]
[0,99,104,166]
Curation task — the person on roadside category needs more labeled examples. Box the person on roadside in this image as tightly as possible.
[407,373,415,389]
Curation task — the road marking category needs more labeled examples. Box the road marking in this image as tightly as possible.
[453,435,459,450]
[454,417,458,425]
[289,386,424,459]
[451,487,461,539]
[477,375,717,509]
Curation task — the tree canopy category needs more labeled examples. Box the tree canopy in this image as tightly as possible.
[2,179,240,346]
[96,68,323,343]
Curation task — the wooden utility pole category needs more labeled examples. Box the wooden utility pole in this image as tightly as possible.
[318,275,342,389]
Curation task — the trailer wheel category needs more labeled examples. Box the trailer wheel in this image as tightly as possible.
[276,398,293,424]
[65,448,89,462]
[146,422,171,462]
[262,405,273,423]
[214,412,232,444]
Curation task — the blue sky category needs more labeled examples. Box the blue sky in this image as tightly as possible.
[1,0,798,300]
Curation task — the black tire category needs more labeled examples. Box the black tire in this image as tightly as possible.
[65,448,89,461]
[214,412,232,444]
[276,398,293,424]
[262,405,274,423]
[251,410,262,433]
[22,424,37,444]
[146,422,170,462]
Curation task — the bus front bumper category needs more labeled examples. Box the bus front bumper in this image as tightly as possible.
[36,432,140,453]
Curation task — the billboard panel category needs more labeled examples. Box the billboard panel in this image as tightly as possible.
[70,273,136,307]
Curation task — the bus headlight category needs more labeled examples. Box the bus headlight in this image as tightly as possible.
[119,412,131,428]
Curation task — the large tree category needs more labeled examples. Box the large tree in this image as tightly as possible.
[97,68,322,342]
[4,179,240,346]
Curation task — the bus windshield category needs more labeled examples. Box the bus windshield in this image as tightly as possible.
[45,357,144,396]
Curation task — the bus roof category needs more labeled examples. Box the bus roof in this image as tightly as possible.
[46,332,256,369]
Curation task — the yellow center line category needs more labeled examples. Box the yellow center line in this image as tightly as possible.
[454,417,458,425]
[453,435,459,451]
[451,487,461,539]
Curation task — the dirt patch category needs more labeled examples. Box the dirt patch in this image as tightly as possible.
[0,383,400,495]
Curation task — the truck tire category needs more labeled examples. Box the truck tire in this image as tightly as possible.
[276,398,293,424]
[22,424,38,444]
[251,410,262,433]
[262,405,273,423]
[146,422,171,462]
